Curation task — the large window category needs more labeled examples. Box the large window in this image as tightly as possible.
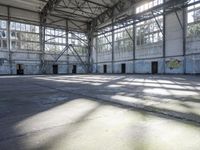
[136,0,163,14]
[97,27,112,55]
[45,27,66,53]
[136,16,163,46]
[187,0,200,37]
[0,20,7,49]
[10,22,40,50]
[114,23,133,55]
[68,32,87,56]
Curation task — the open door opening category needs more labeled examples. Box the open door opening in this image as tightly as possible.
[121,63,126,74]
[53,64,58,74]
[16,64,24,75]
[152,61,158,74]
[103,65,107,73]
[72,65,77,74]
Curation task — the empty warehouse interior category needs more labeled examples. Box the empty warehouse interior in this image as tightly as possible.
[0,0,200,150]
[0,0,199,74]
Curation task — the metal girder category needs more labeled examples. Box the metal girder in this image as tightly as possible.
[69,20,87,32]
[69,31,88,46]
[40,0,63,23]
[54,0,107,20]
[151,11,163,35]
[100,32,112,47]
[47,44,88,72]
[95,0,189,36]
[0,2,88,25]
[120,23,134,41]
[84,0,109,8]
[69,45,88,72]
[53,44,71,63]
[91,0,140,27]
[174,10,184,30]
[53,9,92,19]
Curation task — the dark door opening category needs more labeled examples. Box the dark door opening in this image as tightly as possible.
[16,64,24,75]
[121,63,126,74]
[53,64,58,74]
[103,65,107,73]
[152,61,158,74]
[72,65,77,74]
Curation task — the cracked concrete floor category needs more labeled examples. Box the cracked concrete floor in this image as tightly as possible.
[0,74,200,150]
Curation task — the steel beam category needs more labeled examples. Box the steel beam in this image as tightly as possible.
[84,0,109,8]
[91,0,140,27]
[151,11,163,35]
[94,0,189,33]
[175,10,184,30]
[40,0,63,23]
[95,0,189,36]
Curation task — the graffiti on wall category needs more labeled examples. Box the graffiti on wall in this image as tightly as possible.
[166,59,182,70]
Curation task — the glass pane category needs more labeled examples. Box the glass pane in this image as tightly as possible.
[21,24,26,31]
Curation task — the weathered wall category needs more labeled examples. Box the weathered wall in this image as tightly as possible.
[93,6,200,75]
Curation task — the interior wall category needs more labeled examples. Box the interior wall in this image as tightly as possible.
[0,4,88,75]
[93,2,200,75]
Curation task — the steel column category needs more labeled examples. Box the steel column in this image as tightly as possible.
[132,23,136,73]
[39,15,46,74]
[7,7,12,74]
[163,0,166,74]
[183,8,187,74]
[111,19,114,73]
[66,20,70,74]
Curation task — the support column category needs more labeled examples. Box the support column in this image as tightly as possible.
[66,20,69,74]
[183,8,187,74]
[163,0,166,74]
[39,15,46,74]
[132,22,136,73]
[7,6,12,75]
[111,19,114,73]
[87,22,94,73]
[95,36,98,73]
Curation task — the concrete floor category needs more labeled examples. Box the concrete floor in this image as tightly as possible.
[0,75,200,150]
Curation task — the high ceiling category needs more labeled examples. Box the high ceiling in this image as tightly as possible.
[0,0,149,31]
[52,0,120,22]
[0,0,121,22]
[0,0,46,12]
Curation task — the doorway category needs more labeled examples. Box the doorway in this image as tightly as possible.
[16,64,24,75]
[151,61,158,74]
[121,63,126,74]
[53,64,58,74]
[103,65,107,73]
[72,65,77,74]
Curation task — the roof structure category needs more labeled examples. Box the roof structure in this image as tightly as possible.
[0,0,190,32]
[0,0,146,31]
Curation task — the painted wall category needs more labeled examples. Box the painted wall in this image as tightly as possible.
[0,49,88,75]
[93,7,200,74]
